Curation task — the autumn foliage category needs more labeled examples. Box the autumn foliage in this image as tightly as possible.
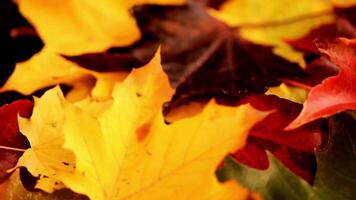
[0,0,356,199]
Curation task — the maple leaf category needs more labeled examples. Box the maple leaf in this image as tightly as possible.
[18,51,267,200]
[15,87,77,192]
[287,38,356,129]
[0,100,32,183]
[0,48,129,101]
[282,6,356,89]
[66,4,305,111]
[210,0,337,66]
[14,50,168,192]
[231,95,326,183]
[1,0,188,99]
[15,0,186,55]
[218,113,356,200]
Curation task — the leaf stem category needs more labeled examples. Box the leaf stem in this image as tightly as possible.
[0,145,27,152]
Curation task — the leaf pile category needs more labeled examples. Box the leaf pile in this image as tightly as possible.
[0,0,356,199]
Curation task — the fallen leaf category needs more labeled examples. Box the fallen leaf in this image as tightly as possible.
[67,4,305,110]
[218,113,356,200]
[18,51,267,200]
[15,50,166,193]
[1,48,129,101]
[2,2,196,100]
[210,0,335,66]
[288,6,356,54]
[232,95,325,183]
[288,38,356,129]
[16,87,76,192]
[16,0,186,55]
[0,100,32,183]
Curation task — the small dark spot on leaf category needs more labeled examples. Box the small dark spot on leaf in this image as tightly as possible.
[136,121,152,141]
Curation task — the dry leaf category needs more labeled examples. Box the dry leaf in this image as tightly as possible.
[1,48,129,101]
[16,0,186,55]
[16,87,76,192]
[210,0,334,66]
[288,38,356,129]
[18,51,267,200]
[2,0,187,99]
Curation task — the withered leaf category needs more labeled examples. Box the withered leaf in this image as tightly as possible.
[66,3,305,110]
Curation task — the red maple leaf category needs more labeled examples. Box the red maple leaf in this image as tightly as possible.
[232,95,326,183]
[0,100,32,183]
[287,38,356,129]
[282,6,356,90]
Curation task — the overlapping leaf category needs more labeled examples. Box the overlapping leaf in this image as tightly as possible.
[1,0,186,100]
[16,0,185,55]
[18,51,267,200]
[66,3,306,110]
[1,48,128,101]
[210,0,335,66]
[218,113,356,200]
[1,0,356,199]
[0,100,32,183]
[232,95,325,183]
[288,6,356,54]
[288,38,356,129]
[16,87,76,192]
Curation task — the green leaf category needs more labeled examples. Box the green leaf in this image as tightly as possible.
[217,113,356,200]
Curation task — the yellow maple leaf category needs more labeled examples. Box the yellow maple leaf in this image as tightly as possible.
[4,0,187,97]
[16,0,185,55]
[18,51,267,200]
[15,85,114,192]
[16,86,76,192]
[13,50,165,191]
[0,48,129,101]
[209,0,335,67]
